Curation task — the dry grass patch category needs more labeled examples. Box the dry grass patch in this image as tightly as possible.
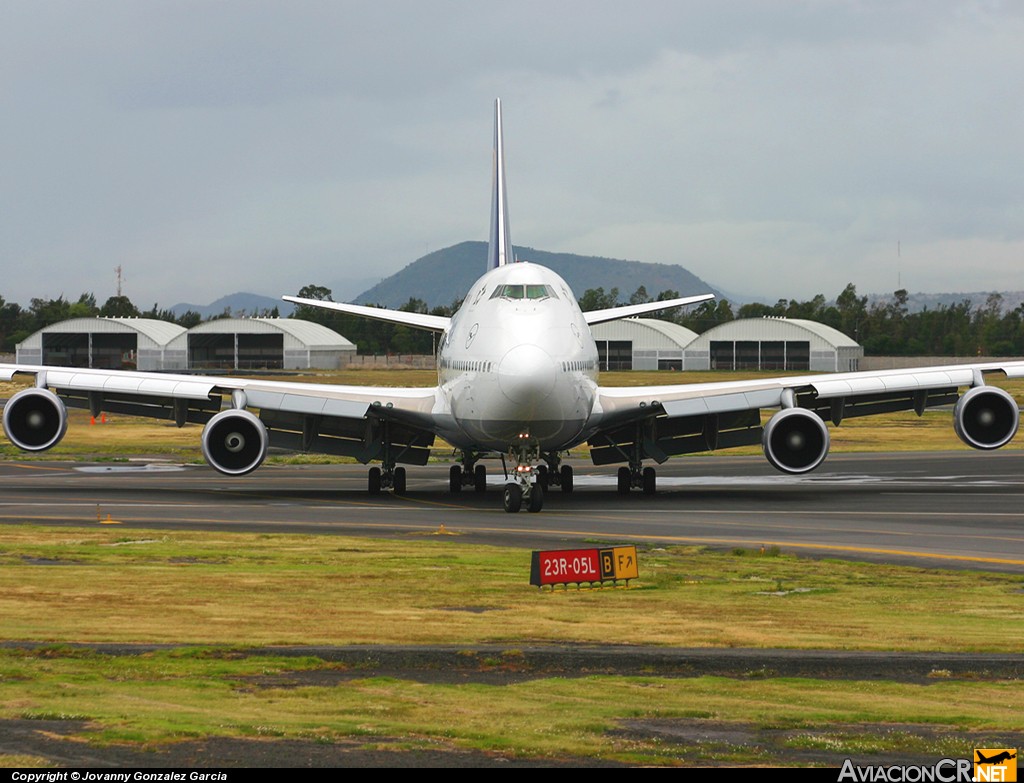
[0,528,1020,652]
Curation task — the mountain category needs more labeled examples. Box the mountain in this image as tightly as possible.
[169,292,295,319]
[352,241,723,308]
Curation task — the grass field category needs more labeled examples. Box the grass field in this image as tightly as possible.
[0,528,1021,765]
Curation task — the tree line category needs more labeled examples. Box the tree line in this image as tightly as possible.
[4,282,1023,358]
[575,283,1024,357]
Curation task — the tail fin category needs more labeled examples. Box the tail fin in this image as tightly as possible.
[487,98,513,269]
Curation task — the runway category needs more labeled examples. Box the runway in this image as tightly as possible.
[1,451,1023,572]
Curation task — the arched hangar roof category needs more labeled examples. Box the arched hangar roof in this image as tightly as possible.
[590,317,698,348]
[183,318,355,349]
[22,317,186,346]
[694,317,859,347]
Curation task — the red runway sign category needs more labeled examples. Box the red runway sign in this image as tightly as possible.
[530,546,639,588]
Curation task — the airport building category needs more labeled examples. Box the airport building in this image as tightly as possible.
[682,317,863,372]
[165,318,356,370]
[17,317,356,371]
[15,317,187,371]
[589,317,699,371]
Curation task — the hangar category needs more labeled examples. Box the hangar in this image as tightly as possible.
[16,318,187,371]
[589,318,699,371]
[168,318,356,370]
[683,317,863,372]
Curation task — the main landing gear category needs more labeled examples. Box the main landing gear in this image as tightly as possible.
[368,464,406,495]
[536,451,574,494]
[367,426,406,495]
[617,463,656,495]
[449,452,488,494]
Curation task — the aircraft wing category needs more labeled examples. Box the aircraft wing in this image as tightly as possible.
[583,294,715,326]
[282,296,451,332]
[0,364,452,471]
[587,361,1024,471]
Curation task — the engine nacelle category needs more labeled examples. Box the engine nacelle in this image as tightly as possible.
[201,409,268,476]
[2,388,68,452]
[953,386,1020,450]
[762,407,830,474]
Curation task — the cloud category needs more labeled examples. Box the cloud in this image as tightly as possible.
[1,1,1022,306]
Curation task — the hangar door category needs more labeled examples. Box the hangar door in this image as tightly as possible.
[42,333,138,369]
[596,340,632,371]
[188,333,284,370]
[710,340,810,371]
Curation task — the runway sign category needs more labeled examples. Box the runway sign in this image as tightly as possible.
[530,545,639,588]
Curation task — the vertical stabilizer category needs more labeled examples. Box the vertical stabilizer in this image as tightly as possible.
[487,99,514,269]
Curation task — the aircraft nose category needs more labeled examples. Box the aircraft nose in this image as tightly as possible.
[498,344,557,406]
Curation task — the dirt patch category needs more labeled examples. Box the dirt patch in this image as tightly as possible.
[0,719,620,768]
[610,720,1024,767]
[2,644,1022,767]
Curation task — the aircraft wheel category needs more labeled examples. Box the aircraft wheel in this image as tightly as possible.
[368,467,382,495]
[536,464,549,491]
[503,483,522,513]
[394,466,407,495]
[528,483,544,513]
[449,464,462,493]
[560,465,573,494]
[474,464,487,493]
[617,466,631,495]
[642,466,656,495]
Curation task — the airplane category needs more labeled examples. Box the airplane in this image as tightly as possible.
[3,99,1024,514]
[976,751,1016,765]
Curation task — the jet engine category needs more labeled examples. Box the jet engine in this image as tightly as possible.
[201,409,268,476]
[2,388,68,452]
[953,386,1020,450]
[762,407,830,474]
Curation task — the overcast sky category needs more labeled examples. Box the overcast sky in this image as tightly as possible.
[2,1,1022,308]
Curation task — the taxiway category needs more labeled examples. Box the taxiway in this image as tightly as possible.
[1,451,1022,572]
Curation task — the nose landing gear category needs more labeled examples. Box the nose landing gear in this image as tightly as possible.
[503,434,545,513]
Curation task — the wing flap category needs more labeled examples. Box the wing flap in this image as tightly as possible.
[259,406,434,465]
[661,389,782,418]
[589,408,762,465]
[57,388,222,425]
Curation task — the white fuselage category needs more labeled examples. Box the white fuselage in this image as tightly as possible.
[437,262,599,451]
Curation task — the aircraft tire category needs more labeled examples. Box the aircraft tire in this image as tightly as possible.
[528,483,544,513]
[449,465,462,493]
[394,466,407,495]
[642,466,656,495]
[474,464,487,493]
[560,465,573,494]
[536,464,549,490]
[368,467,382,495]
[617,466,631,495]
[503,483,522,513]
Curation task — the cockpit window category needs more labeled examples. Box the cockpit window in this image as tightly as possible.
[489,283,558,301]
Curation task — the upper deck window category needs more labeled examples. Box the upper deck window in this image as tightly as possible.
[489,284,559,301]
